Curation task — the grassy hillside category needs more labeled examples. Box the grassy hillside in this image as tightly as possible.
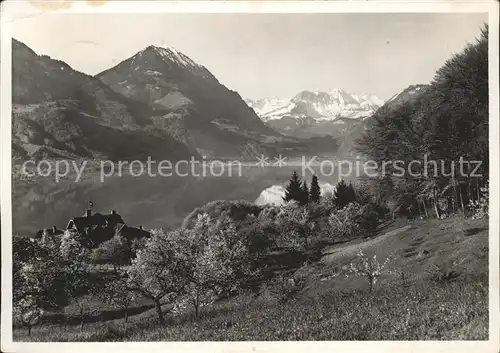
[14,216,488,341]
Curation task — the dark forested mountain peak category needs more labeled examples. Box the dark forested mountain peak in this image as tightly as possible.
[11,39,195,161]
[96,43,279,158]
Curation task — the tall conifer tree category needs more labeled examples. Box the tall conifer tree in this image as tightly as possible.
[309,175,321,203]
[283,171,304,204]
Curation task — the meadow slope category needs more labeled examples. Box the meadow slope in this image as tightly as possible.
[14,216,488,341]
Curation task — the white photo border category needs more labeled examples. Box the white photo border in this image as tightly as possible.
[1,1,498,352]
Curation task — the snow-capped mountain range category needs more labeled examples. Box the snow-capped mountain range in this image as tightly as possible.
[245,89,384,140]
[246,89,384,122]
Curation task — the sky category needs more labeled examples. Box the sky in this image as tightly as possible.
[12,12,487,100]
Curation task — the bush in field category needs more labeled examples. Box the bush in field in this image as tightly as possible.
[328,202,362,239]
[13,295,44,336]
[60,229,88,261]
[258,204,281,222]
[257,205,281,228]
[13,237,37,263]
[129,213,262,322]
[174,213,224,317]
[426,263,461,284]
[275,201,317,250]
[183,200,270,255]
[58,230,94,330]
[90,235,131,269]
[469,183,489,220]
[207,214,260,289]
[73,294,101,331]
[14,241,73,309]
[176,213,259,317]
[40,229,58,249]
[13,237,93,335]
[98,272,136,334]
[130,236,148,255]
[316,191,338,217]
[238,214,275,255]
[357,203,385,237]
[127,228,191,325]
[268,272,308,304]
[254,205,282,249]
[353,180,375,205]
[182,200,262,229]
[64,260,95,331]
[13,237,38,291]
[344,249,392,292]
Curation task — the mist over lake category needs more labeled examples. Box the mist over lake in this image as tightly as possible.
[12,163,359,237]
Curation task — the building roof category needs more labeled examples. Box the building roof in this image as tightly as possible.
[67,212,125,234]
[34,227,64,240]
[114,224,151,240]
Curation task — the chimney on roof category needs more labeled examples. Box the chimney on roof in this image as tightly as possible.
[139,225,143,230]
[111,210,116,215]
[86,209,92,217]
[52,225,57,234]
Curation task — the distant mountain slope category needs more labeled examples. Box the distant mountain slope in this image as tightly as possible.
[96,45,281,159]
[246,89,384,139]
[251,85,429,157]
[338,84,430,156]
[12,39,195,161]
[383,84,429,110]
[12,40,342,162]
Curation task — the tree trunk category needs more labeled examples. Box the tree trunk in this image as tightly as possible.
[80,308,84,331]
[154,299,165,325]
[368,276,374,293]
[194,301,199,318]
[459,185,466,216]
[476,177,481,202]
[453,183,460,213]
[193,290,200,318]
[447,195,452,211]
[423,199,429,218]
[467,162,472,204]
[27,326,32,336]
[124,307,129,335]
[433,201,440,219]
[433,188,440,219]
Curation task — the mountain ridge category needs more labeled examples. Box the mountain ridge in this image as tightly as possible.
[246,89,384,122]
[12,39,426,161]
[337,84,431,156]
[95,44,303,159]
[245,89,384,141]
[12,39,196,161]
[11,39,346,162]
[96,44,273,132]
